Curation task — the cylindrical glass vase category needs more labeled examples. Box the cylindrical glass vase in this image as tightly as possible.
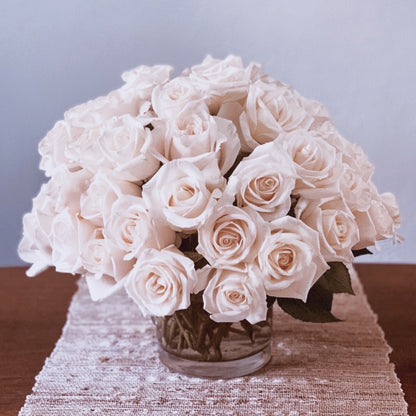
[152,294,273,378]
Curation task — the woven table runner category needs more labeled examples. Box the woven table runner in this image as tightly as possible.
[19,269,408,416]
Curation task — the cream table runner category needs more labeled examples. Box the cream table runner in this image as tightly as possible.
[19,269,408,415]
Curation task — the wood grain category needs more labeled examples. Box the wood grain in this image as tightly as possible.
[0,264,414,416]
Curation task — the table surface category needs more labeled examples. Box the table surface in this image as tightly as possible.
[0,264,415,416]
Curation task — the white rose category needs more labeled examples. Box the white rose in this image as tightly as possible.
[80,170,141,226]
[188,55,256,112]
[81,228,133,279]
[342,172,372,217]
[98,115,162,182]
[342,142,374,182]
[121,64,173,100]
[316,121,350,153]
[276,130,343,198]
[142,157,224,232]
[202,265,267,324]
[125,246,197,316]
[50,208,94,275]
[39,167,92,214]
[64,88,141,136]
[380,192,401,230]
[257,216,329,301]
[239,80,314,151]
[297,95,330,119]
[81,228,135,301]
[18,211,53,277]
[295,197,360,263]
[39,121,81,176]
[224,141,297,220]
[18,169,93,276]
[162,102,240,175]
[151,76,203,118]
[197,204,267,267]
[104,195,176,259]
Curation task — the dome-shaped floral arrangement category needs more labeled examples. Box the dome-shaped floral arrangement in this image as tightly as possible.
[19,55,402,325]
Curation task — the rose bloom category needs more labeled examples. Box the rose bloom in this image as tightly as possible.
[64,89,141,137]
[39,121,81,176]
[188,55,259,112]
[80,170,141,226]
[224,141,297,220]
[18,168,93,276]
[295,197,360,263]
[125,246,197,316]
[316,120,351,154]
[98,115,162,182]
[380,192,402,232]
[276,130,343,198]
[162,102,240,175]
[197,204,267,268]
[81,228,135,301]
[49,208,95,275]
[151,76,203,118]
[121,64,173,100]
[142,156,224,232]
[239,80,314,151]
[18,211,53,277]
[340,165,373,213]
[202,265,267,324]
[353,188,401,249]
[257,216,329,301]
[104,195,176,260]
[36,167,92,215]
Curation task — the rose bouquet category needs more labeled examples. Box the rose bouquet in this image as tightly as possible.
[18,55,401,376]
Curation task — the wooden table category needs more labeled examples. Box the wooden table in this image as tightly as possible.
[1,264,415,416]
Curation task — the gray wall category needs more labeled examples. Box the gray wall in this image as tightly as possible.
[1,0,415,266]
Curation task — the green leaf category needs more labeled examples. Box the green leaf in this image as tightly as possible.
[277,282,339,323]
[266,295,277,308]
[320,262,354,295]
[183,251,208,270]
[352,248,373,257]
[183,251,204,263]
[276,262,354,322]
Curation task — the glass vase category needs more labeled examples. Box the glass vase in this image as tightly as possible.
[152,293,273,378]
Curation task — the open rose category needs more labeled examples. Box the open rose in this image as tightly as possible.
[81,228,134,301]
[98,115,162,182]
[82,228,132,279]
[151,76,203,118]
[197,204,267,267]
[39,121,81,176]
[50,208,94,275]
[162,102,240,175]
[202,265,267,324]
[295,197,360,263]
[239,80,314,151]
[142,157,224,232]
[80,170,141,226]
[188,55,259,112]
[18,169,92,276]
[18,211,53,277]
[35,167,91,215]
[224,141,297,220]
[276,130,343,198]
[65,89,141,136]
[257,216,329,301]
[125,246,197,316]
[340,166,372,213]
[104,195,176,259]
[121,64,173,99]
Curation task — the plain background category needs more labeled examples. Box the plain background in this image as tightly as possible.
[1,0,415,266]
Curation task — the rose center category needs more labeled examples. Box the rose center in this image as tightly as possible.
[226,290,245,305]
